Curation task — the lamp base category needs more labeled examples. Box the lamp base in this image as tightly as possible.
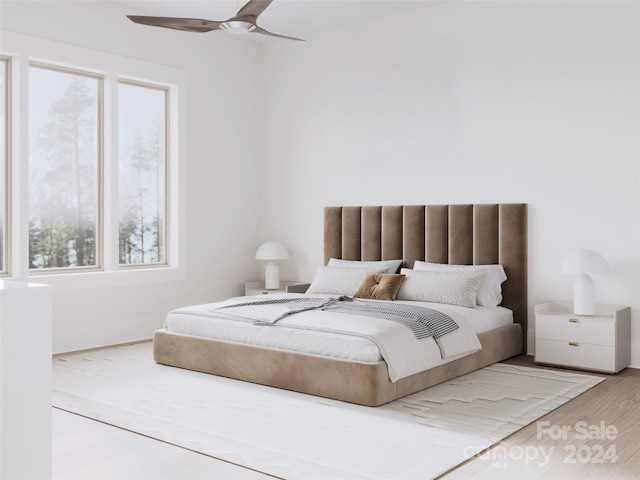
[573,274,595,315]
[264,261,280,289]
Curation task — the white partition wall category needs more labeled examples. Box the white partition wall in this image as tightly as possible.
[0,281,53,480]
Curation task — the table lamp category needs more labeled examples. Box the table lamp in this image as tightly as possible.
[560,249,609,315]
[255,241,289,289]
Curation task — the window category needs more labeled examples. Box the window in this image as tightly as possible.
[28,65,101,270]
[118,81,168,266]
[0,31,185,284]
[27,69,172,272]
[0,57,7,274]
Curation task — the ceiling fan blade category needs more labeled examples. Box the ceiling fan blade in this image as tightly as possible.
[127,16,221,33]
[235,0,273,21]
[253,25,304,41]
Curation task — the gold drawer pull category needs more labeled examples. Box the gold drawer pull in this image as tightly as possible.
[569,318,579,323]
[569,341,579,347]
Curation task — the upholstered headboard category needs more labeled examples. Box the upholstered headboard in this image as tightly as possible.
[324,204,528,353]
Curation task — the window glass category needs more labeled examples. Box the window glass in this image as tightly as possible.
[29,66,100,270]
[118,82,167,266]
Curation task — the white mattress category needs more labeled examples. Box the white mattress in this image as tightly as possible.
[164,295,513,364]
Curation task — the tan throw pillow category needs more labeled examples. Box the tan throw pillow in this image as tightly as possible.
[353,273,406,301]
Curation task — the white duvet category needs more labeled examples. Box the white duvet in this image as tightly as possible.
[164,294,512,382]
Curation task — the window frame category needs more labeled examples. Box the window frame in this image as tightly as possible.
[117,78,170,270]
[0,55,11,276]
[1,31,187,289]
[27,62,104,274]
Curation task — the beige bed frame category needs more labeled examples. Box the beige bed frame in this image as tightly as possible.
[154,203,527,406]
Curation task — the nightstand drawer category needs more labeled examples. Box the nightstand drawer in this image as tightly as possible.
[536,315,615,346]
[535,338,615,372]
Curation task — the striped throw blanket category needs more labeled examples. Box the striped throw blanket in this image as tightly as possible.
[215,296,459,340]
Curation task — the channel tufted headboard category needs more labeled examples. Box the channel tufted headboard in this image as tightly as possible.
[324,204,528,354]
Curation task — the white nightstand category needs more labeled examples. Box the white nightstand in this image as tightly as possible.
[244,281,309,296]
[534,301,631,373]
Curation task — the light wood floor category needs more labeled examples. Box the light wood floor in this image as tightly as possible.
[442,356,640,479]
[53,356,640,480]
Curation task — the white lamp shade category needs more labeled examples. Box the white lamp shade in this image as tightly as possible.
[255,241,289,261]
[256,241,289,289]
[560,249,609,274]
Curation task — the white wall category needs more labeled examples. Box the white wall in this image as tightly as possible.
[1,1,265,353]
[259,1,640,361]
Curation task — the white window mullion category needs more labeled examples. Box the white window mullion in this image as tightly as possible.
[0,55,11,277]
[102,74,118,272]
[11,53,29,280]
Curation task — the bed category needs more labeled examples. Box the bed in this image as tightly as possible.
[154,203,527,406]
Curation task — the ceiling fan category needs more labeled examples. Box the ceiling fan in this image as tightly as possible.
[127,0,304,41]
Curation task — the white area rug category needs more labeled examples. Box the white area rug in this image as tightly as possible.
[52,342,603,480]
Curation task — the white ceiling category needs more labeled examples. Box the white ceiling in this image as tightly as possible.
[113,0,449,42]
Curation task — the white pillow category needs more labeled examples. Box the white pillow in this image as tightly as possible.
[306,266,370,295]
[395,268,485,308]
[413,261,507,307]
[327,258,403,274]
